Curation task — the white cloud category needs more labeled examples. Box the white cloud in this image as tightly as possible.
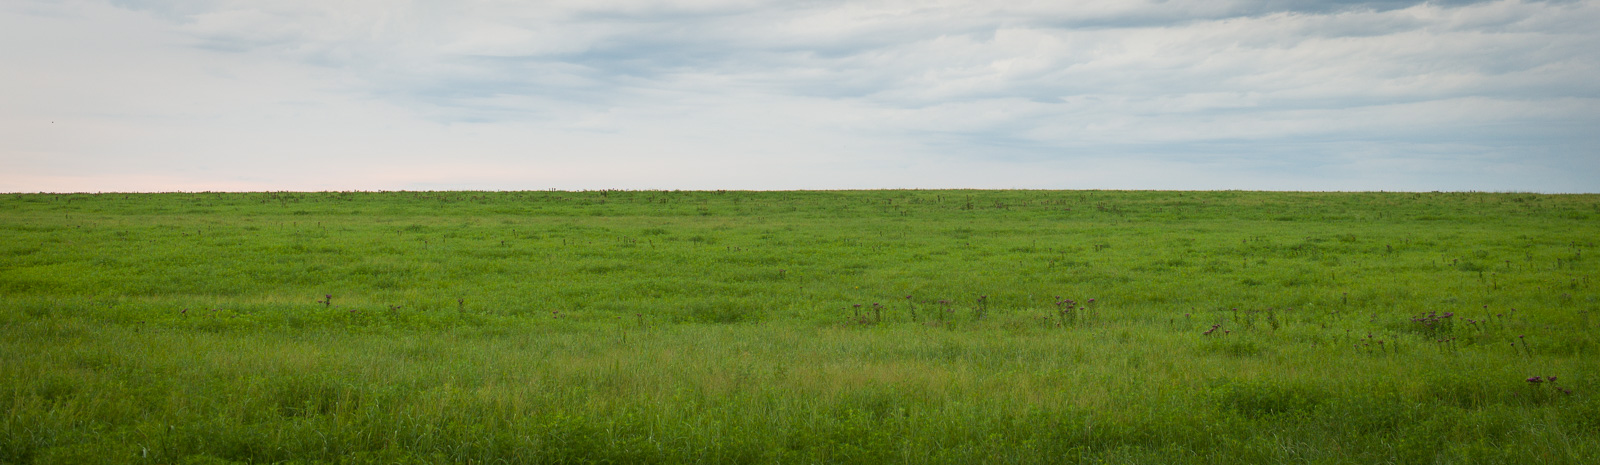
[2,0,1596,192]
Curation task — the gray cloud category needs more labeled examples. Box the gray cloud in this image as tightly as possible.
[2,0,1596,192]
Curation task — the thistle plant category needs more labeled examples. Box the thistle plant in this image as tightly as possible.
[1054,296,1078,327]
[1525,375,1575,403]
[1409,310,1454,337]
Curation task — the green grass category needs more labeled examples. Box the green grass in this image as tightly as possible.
[2,190,1597,463]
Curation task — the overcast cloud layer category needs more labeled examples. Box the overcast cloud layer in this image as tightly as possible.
[3,0,1596,192]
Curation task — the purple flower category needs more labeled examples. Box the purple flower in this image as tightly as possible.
[1527,376,1544,383]
[1548,376,1558,383]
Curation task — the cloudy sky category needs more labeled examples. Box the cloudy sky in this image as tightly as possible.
[2,0,1596,192]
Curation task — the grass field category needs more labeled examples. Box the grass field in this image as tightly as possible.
[2,190,1597,463]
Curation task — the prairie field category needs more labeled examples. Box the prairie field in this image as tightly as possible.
[1,190,1597,464]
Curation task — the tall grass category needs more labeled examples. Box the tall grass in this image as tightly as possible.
[1,190,1596,463]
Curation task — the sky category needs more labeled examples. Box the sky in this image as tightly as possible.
[2,0,1597,193]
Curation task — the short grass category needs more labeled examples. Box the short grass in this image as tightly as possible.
[2,190,1597,464]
